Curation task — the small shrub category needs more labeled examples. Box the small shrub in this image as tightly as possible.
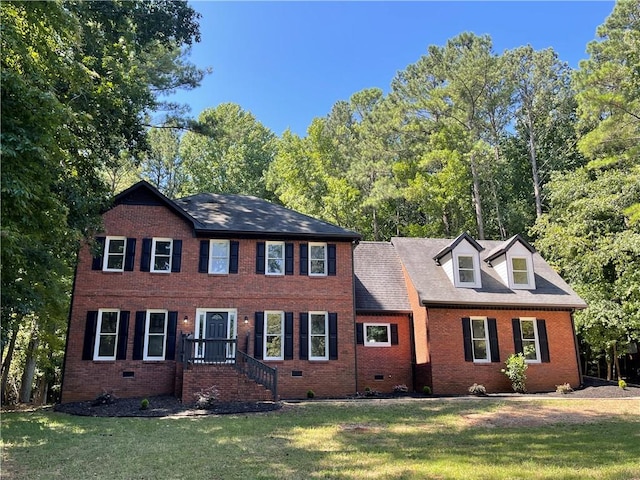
[468,383,487,396]
[306,389,315,399]
[422,386,432,395]
[92,391,117,406]
[393,384,409,394]
[555,383,573,394]
[140,398,149,410]
[619,379,627,390]
[362,387,379,397]
[194,385,220,409]
[502,353,528,393]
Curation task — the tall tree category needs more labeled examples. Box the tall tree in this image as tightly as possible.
[140,125,186,198]
[180,103,276,199]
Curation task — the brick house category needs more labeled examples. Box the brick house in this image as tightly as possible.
[60,182,585,403]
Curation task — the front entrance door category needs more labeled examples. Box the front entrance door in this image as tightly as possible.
[205,312,228,362]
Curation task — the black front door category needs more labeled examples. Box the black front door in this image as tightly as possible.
[205,312,228,362]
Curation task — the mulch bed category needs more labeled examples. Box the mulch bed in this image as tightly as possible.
[25,376,640,418]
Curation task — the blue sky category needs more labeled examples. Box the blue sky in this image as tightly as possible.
[167,1,615,137]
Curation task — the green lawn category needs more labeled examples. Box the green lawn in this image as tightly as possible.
[2,398,639,479]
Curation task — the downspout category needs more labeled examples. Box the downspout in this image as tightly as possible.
[570,310,584,386]
[59,258,80,404]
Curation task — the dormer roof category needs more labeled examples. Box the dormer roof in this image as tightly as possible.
[484,234,535,264]
[433,232,484,264]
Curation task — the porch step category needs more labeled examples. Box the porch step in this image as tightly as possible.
[181,364,274,404]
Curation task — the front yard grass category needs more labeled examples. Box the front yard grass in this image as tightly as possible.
[2,398,639,479]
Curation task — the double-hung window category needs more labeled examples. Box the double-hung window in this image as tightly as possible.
[264,311,284,360]
[470,317,490,362]
[151,238,173,273]
[511,257,530,287]
[309,312,328,360]
[457,255,476,285]
[94,309,120,361]
[519,318,540,362]
[309,243,327,276]
[209,240,230,274]
[103,237,126,272]
[144,310,168,360]
[266,241,284,275]
[364,323,391,347]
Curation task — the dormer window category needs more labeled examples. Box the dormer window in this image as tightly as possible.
[433,233,483,289]
[457,255,477,285]
[511,257,530,286]
[485,234,536,290]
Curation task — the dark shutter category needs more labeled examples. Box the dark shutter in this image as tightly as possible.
[140,238,152,272]
[488,318,500,363]
[124,238,136,271]
[537,319,550,363]
[198,240,209,273]
[82,311,98,360]
[356,323,364,345]
[462,317,472,362]
[256,242,265,274]
[329,313,338,360]
[512,318,523,354]
[166,312,178,360]
[229,241,239,274]
[328,244,337,276]
[116,311,129,360]
[254,312,264,359]
[92,237,106,270]
[300,243,308,275]
[133,311,146,360]
[391,324,399,345]
[284,312,294,360]
[299,313,309,360]
[171,240,182,273]
[285,243,294,275]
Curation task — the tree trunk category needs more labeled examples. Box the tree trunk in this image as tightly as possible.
[1,328,19,404]
[470,153,485,239]
[527,119,543,218]
[372,208,379,241]
[613,342,621,381]
[19,327,39,404]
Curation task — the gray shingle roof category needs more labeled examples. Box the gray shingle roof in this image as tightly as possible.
[175,193,361,240]
[391,237,586,309]
[354,242,411,312]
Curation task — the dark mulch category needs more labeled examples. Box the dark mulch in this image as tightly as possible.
[54,396,282,417]
[42,376,640,418]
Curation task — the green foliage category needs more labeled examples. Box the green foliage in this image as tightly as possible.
[140,398,149,410]
[422,386,432,395]
[306,390,315,399]
[618,379,627,390]
[502,353,528,393]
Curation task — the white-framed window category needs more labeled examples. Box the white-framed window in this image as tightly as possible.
[456,254,478,286]
[266,241,284,275]
[309,312,328,360]
[264,311,284,360]
[470,317,491,362]
[364,323,391,347]
[93,309,120,361]
[144,310,168,361]
[151,238,172,273]
[309,243,327,276]
[209,240,230,274]
[520,318,541,363]
[103,236,126,272]
[511,257,532,288]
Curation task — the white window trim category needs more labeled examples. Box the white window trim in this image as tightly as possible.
[194,308,237,363]
[509,255,534,289]
[143,309,168,361]
[363,323,391,347]
[103,236,126,272]
[151,238,173,273]
[309,311,329,361]
[265,241,285,276]
[453,252,481,288]
[470,317,491,363]
[308,242,327,276]
[93,309,120,361]
[520,317,541,363]
[263,311,284,361]
[209,239,230,275]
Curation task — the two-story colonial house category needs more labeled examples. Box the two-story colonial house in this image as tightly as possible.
[61,182,585,403]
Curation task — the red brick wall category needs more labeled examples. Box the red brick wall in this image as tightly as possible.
[61,203,357,402]
[426,307,580,394]
[355,314,413,393]
[401,265,431,390]
[182,365,273,403]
